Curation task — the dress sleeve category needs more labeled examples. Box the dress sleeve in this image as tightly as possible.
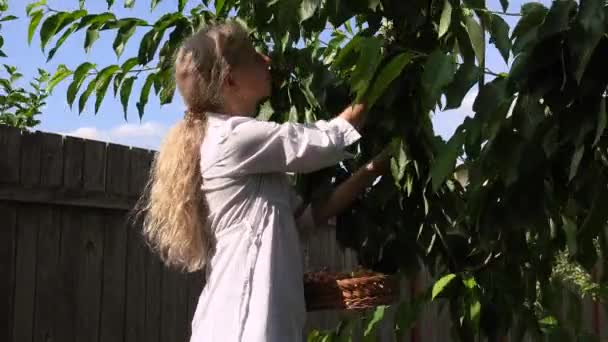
[217,116,361,175]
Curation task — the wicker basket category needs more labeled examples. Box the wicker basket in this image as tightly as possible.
[303,270,400,311]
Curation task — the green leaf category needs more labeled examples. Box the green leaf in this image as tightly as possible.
[344,20,354,35]
[120,76,135,118]
[580,182,608,240]
[113,57,138,95]
[390,138,409,186]
[538,316,559,333]
[215,0,226,15]
[178,0,186,11]
[333,36,361,71]
[438,0,452,38]
[395,297,425,340]
[26,0,46,16]
[464,14,485,66]
[593,97,606,146]
[67,62,95,107]
[125,0,135,8]
[421,50,457,109]
[47,64,72,93]
[0,15,17,22]
[121,57,140,73]
[363,306,386,340]
[299,74,320,109]
[569,0,605,82]
[85,25,100,52]
[489,14,511,63]
[500,0,508,12]
[462,276,477,289]
[136,73,156,119]
[286,105,299,123]
[159,19,192,68]
[113,19,138,57]
[350,37,383,100]
[77,13,116,31]
[300,0,321,22]
[512,3,548,39]
[538,0,576,39]
[159,75,176,105]
[78,77,97,114]
[432,273,457,300]
[472,76,510,116]
[464,116,482,158]
[462,0,483,7]
[431,128,465,191]
[366,52,411,108]
[257,101,274,121]
[569,145,584,181]
[106,0,114,8]
[444,63,480,110]
[469,298,481,331]
[138,28,166,64]
[151,0,162,10]
[47,22,79,61]
[93,65,120,113]
[562,215,578,255]
[39,12,67,50]
[28,10,44,45]
[368,0,380,11]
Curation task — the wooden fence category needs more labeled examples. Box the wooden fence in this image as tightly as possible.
[0,125,205,342]
[1,124,606,342]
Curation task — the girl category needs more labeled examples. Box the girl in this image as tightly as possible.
[136,21,373,341]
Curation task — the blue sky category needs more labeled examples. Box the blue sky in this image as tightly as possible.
[3,0,549,150]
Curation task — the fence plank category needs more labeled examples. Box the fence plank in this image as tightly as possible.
[33,207,61,342]
[128,148,151,197]
[124,147,150,342]
[20,131,42,187]
[63,136,84,189]
[0,125,21,183]
[124,222,147,342]
[144,252,162,342]
[186,271,205,332]
[175,272,190,342]
[106,144,130,196]
[55,207,79,342]
[40,133,64,187]
[160,268,179,342]
[12,204,39,342]
[99,211,127,342]
[0,185,136,210]
[31,134,64,342]
[305,229,323,334]
[74,209,104,342]
[83,140,107,192]
[0,202,17,342]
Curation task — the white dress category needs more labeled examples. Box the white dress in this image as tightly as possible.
[189,112,361,342]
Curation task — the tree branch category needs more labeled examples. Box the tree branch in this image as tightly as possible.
[468,7,523,17]
[85,66,158,77]
[45,6,61,13]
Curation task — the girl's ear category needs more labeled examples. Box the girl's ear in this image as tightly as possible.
[225,69,237,88]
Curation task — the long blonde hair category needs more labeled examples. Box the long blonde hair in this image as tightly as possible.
[134,22,254,272]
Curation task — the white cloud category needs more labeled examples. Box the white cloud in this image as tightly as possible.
[68,127,106,140]
[62,121,168,150]
[111,122,168,138]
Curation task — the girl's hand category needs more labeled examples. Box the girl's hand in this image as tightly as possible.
[364,147,391,176]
